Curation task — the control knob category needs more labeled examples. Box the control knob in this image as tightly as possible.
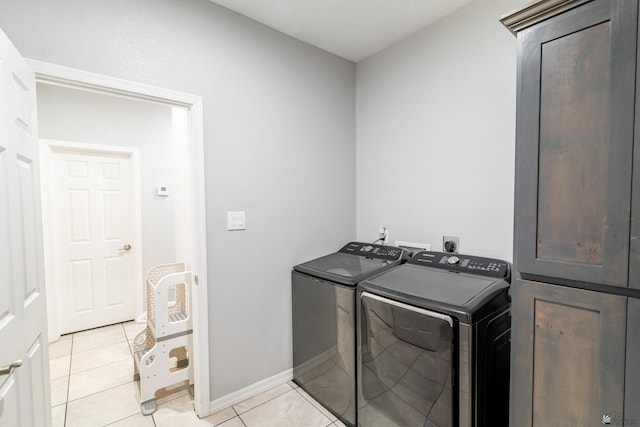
[444,240,457,253]
[447,256,460,265]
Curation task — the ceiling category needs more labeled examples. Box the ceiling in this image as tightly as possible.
[208,0,473,62]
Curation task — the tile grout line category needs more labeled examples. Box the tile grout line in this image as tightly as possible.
[233,386,296,416]
[64,378,189,406]
[52,321,145,426]
[64,330,132,377]
[65,362,136,403]
[235,384,335,426]
[293,387,336,423]
[67,355,134,380]
[65,356,134,383]
[231,405,247,427]
[64,323,135,420]
[67,334,131,357]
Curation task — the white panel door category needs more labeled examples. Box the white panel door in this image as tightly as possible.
[51,148,136,334]
[0,28,52,427]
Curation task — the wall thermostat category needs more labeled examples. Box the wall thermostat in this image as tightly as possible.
[156,186,169,197]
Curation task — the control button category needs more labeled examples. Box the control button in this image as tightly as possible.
[363,246,373,252]
[447,256,460,265]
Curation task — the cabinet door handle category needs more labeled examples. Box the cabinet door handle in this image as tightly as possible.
[0,360,22,376]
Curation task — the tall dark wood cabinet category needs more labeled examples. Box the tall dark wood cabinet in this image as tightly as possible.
[501,0,640,425]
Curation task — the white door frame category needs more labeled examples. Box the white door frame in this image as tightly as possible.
[27,59,211,417]
[40,139,143,336]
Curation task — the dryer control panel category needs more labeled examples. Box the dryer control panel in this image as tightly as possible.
[409,250,510,279]
[339,241,407,261]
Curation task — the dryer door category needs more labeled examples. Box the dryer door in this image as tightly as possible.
[359,292,455,427]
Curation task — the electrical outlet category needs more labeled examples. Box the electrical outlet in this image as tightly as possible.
[378,225,389,244]
[442,235,459,253]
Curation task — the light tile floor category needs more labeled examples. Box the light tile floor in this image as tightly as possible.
[49,321,346,427]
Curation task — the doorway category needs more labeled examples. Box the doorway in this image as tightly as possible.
[38,84,182,337]
[29,59,210,417]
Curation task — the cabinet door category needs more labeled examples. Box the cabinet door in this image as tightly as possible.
[510,280,626,427]
[625,298,640,425]
[514,0,638,287]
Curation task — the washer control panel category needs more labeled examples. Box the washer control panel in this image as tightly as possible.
[339,241,406,261]
[409,250,510,279]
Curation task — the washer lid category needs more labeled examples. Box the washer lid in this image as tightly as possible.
[359,264,510,322]
[294,252,396,285]
[294,242,408,285]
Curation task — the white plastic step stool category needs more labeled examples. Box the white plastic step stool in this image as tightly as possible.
[132,263,194,415]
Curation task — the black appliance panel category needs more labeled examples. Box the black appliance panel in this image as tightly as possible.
[360,292,455,427]
[294,242,407,286]
[292,242,409,426]
[292,271,357,425]
[409,251,510,279]
[339,241,405,261]
[294,253,389,285]
[360,265,510,323]
[357,252,512,427]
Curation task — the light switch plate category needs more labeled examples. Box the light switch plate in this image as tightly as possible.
[227,211,246,231]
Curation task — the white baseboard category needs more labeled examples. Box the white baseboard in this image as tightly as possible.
[209,369,294,413]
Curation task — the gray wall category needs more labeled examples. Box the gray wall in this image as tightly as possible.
[0,0,356,400]
[36,83,176,277]
[356,0,526,261]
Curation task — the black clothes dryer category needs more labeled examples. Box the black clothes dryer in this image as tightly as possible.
[357,250,511,427]
[292,242,409,427]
